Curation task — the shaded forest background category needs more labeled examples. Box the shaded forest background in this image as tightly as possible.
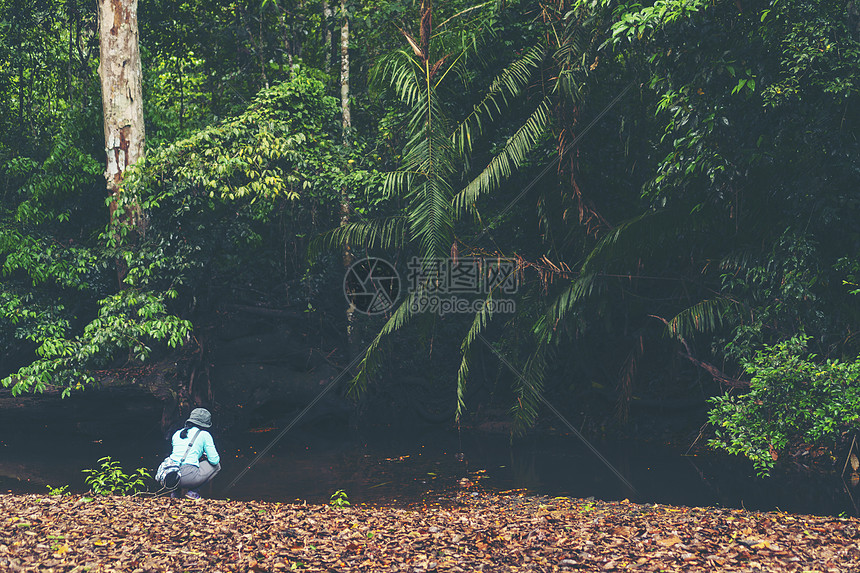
[1,0,859,477]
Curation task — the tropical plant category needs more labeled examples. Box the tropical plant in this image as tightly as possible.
[2,73,356,397]
[82,456,151,496]
[708,336,860,476]
[329,489,350,508]
[45,484,70,497]
[512,0,860,436]
[313,0,554,414]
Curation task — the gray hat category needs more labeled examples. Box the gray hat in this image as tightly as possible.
[187,408,212,428]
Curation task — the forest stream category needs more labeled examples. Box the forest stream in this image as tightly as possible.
[1,417,856,518]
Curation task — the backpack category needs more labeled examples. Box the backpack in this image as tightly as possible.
[155,428,201,490]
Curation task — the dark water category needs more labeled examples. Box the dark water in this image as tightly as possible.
[1,421,856,516]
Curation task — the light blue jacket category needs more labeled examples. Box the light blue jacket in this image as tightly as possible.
[170,427,220,467]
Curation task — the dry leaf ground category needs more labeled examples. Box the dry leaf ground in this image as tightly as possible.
[1,492,858,572]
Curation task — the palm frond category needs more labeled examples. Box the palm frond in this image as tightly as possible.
[394,78,457,260]
[308,217,407,262]
[554,66,590,106]
[534,273,598,345]
[666,297,739,340]
[349,290,420,397]
[719,249,760,276]
[408,177,455,259]
[451,44,546,156]
[455,291,496,419]
[580,212,663,272]
[371,51,424,106]
[558,12,592,57]
[382,171,420,199]
[511,339,554,434]
[453,97,551,215]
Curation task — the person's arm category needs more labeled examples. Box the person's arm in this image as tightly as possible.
[202,431,220,465]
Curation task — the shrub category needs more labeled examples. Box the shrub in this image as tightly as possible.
[82,456,151,496]
[708,335,860,476]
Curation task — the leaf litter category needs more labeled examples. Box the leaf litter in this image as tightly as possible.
[1,491,858,572]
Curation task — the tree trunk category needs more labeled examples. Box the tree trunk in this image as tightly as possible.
[177,57,185,131]
[339,0,351,145]
[339,0,354,343]
[238,5,269,89]
[18,61,24,132]
[67,1,75,105]
[339,0,352,239]
[273,3,295,77]
[97,0,145,238]
[323,0,332,74]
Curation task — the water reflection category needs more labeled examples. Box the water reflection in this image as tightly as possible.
[0,424,855,517]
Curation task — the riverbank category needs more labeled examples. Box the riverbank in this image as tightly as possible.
[1,492,858,572]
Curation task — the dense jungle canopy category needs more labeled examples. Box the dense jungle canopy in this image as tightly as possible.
[1,0,859,477]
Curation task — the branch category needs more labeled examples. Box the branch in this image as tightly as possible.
[649,314,749,388]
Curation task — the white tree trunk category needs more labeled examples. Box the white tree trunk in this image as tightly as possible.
[97,0,144,230]
[339,0,352,239]
[339,0,354,343]
[340,0,351,144]
[324,0,333,74]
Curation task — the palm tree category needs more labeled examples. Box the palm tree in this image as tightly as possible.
[314,0,547,405]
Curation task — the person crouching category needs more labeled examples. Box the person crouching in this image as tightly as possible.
[170,407,221,499]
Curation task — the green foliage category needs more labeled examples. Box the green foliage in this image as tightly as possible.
[329,489,350,508]
[762,4,860,105]
[117,73,362,299]
[0,122,122,396]
[715,232,824,362]
[708,336,860,476]
[45,484,69,497]
[605,0,712,44]
[837,257,860,297]
[3,290,193,397]
[145,53,213,146]
[3,72,355,397]
[2,0,860,476]
[125,75,344,209]
[0,0,376,397]
[318,3,493,394]
[82,457,151,497]
[317,2,568,424]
